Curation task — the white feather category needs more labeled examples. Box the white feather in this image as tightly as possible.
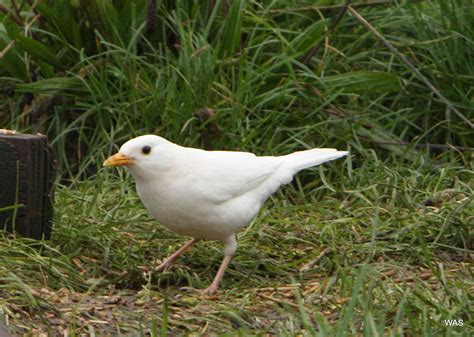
[116,135,348,255]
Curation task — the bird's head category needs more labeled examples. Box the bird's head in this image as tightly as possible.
[103,135,175,178]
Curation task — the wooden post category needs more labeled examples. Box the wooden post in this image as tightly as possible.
[0,131,56,239]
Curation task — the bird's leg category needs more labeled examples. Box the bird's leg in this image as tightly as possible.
[156,238,199,272]
[201,235,237,295]
[202,255,233,295]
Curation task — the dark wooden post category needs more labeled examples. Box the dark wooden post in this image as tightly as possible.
[0,131,56,239]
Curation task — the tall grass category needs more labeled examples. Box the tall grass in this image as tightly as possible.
[1,0,472,178]
[0,0,473,335]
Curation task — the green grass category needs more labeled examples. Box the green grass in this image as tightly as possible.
[0,0,473,335]
[1,153,472,335]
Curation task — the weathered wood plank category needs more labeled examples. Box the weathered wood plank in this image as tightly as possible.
[0,132,56,239]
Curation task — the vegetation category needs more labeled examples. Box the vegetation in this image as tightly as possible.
[0,0,472,335]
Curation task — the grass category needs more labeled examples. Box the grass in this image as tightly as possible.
[1,152,472,335]
[0,0,473,335]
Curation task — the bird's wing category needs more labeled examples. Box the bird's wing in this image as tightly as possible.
[180,149,284,204]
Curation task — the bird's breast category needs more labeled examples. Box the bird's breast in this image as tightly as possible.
[135,178,260,241]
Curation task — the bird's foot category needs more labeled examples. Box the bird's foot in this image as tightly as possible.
[201,284,219,296]
[155,260,174,272]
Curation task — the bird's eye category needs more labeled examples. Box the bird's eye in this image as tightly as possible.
[142,146,151,155]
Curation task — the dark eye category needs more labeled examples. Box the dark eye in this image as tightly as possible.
[142,145,151,155]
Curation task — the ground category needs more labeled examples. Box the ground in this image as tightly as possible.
[1,158,472,336]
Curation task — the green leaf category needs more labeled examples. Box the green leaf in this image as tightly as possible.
[94,0,123,46]
[219,0,246,57]
[0,34,27,79]
[321,71,402,94]
[37,1,82,49]
[288,19,329,56]
[15,34,62,67]
[4,17,62,68]
[16,77,86,94]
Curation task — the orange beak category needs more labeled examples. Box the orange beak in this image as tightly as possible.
[103,153,134,167]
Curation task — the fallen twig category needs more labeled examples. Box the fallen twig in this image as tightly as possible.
[300,0,351,65]
[0,5,23,25]
[364,140,474,152]
[299,248,329,271]
[348,5,474,129]
[270,0,426,13]
[0,40,16,59]
[257,293,300,308]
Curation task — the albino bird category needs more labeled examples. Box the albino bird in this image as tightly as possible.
[104,135,347,295]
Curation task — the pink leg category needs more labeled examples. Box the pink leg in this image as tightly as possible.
[202,255,233,295]
[156,238,199,272]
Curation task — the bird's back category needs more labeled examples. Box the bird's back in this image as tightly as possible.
[134,144,347,240]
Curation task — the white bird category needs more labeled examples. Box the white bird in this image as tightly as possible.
[103,135,347,295]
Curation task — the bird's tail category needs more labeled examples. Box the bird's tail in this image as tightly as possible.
[284,148,348,172]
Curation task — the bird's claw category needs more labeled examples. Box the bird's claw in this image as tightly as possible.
[155,261,173,272]
[201,285,219,296]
